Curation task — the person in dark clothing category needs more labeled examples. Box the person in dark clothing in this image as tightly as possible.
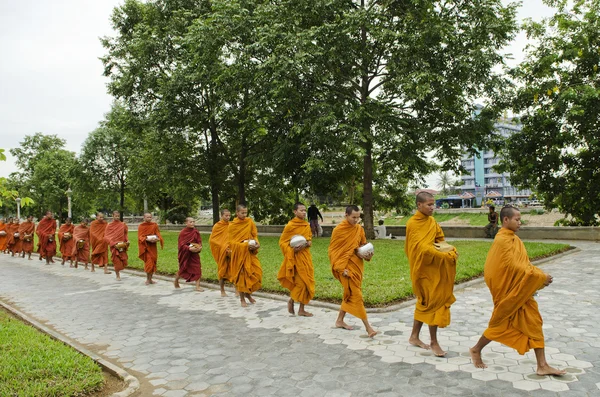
[307,204,323,237]
[484,206,498,238]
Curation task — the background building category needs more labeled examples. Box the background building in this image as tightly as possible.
[460,120,532,206]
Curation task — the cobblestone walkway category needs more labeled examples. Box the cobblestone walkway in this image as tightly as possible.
[1,240,599,396]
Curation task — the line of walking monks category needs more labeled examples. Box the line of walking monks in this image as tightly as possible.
[0,193,565,376]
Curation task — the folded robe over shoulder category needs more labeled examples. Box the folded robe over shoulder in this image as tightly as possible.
[36,218,57,258]
[105,220,129,271]
[72,225,90,263]
[228,217,262,294]
[59,223,75,260]
[483,228,547,355]
[0,221,7,251]
[209,220,230,281]
[277,217,315,305]
[177,227,202,282]
[18,221,35,253]
[138,222,164,273]
[90,220,108,266]
[405,211,457,327]
[328,220,367,320]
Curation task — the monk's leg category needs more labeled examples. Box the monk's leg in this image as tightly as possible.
[361,317,377,338]
[428,325,446,357]
[335,310,353,330]
[469,335,492,368]
[195,279,203,292]
[61,255,66,265]
[115,269,121,281]
[409,319,430,349]
[174,273,181,288]
[298,303,313,317]
[219,278,227,297]
[49,255,54,263]
[287,298,295,315]
[534,348,566,376]
[247,294,256,304]
[240,292,248,307]
[145,272,152,285]
[27,252,32,260]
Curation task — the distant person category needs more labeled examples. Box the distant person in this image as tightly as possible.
[277,202,315,317]
[470,206,566,377]
[58,217,75,266]
[19,215,35,260]
[405,192,458,357]
[209,209,232,297]
[37,211,57,265]
[90,213,110,274]
[328,205,377,337]
[72,219,91,270]
[484,205,498,238]
[105,210,129,281]
[137,212,164,285]
[7,217,21,257]
[0,218,8,253]
[175,217,203,291]
[228,204,262,307]
[307,204,323,237]
[374,219,388,239]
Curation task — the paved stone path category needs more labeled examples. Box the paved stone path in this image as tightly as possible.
[1,240,599,396]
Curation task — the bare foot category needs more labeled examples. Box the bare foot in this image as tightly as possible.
[150,280,157,284]
[298,311,313,317]
[248,296,256,304]
[409,337,430,350]
[50,258,55,263]
[241,301,248,307]
[116,276,121,281]
[69,264,74,268]
[221,291,227,297]
[39,256,43,261]
[104,271,112,275]
[537,364,566,376]
[367,328,378,338]
[335,321,354,330]
[195,287,204,292]
[287,299,295,315]
[28,257,33,261]
[470,348,487,369]
[145,280,150,285]
[61,259,65,265]
[235,291,240,297]
[174,279,180,288]
[430,342,446,357]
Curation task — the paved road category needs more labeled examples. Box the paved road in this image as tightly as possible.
[1,241,599,396]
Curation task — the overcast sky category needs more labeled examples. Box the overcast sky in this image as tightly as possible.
[0,0,557,188]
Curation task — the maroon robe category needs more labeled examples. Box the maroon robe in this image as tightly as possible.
[177,227,202,282]
[36,218,57,258]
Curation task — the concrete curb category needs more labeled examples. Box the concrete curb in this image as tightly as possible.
[121,245,579,314]
[0,300,140,397]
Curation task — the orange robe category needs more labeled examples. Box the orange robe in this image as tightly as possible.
[36,218,57,258]
[6,223,19,252]
[90,220,108,266]
[328,220,367,320]
[0,221,7,251]
[405,211,457,327]
[18,221,35,254]
[10,222,23,254]
[209,220,230,281]
[483,228,547,354]
[137,222,163,273]
[277,217,315,305]
[58,224,75,260]
[105,220,129,271]
[228,217,262,294]
[72,225,90,263]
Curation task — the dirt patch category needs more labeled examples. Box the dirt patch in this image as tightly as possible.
[88,372,127,397]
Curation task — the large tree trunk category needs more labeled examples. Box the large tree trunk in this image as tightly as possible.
[208,122,221,224]
[119,177,125,221]
[238,136,247,204]
[362,141,375,239]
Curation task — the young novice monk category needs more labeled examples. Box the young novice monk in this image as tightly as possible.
[209,209,232,297]
[329,205,377,337]
[277,202,315,317]
[405,192,458,357]
[137,212,164,285]
[470,206,566,376]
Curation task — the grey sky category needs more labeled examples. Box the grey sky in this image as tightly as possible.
[0,0,557,184]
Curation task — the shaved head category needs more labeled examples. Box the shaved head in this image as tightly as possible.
[500,206,519,222]
[416,191,434,204]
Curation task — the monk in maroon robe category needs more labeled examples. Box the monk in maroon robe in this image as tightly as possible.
[104,210,129,281]
[8,218,21,256]
[175,217,202,291]
[37,211,57,265]
[90,213,109,273]
[72,219,91,269]
[18,215,35,259]
[58,217,76,266]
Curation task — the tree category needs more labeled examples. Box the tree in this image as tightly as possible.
[497,0,600,225]
[0,149,34,213]
[437,172,452,196]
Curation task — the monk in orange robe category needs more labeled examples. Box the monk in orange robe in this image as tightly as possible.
[58,217,76,266]
[18,215,35,259]
[90,213,109,273]
[37,211,57,265]
[175,217,203,291]
[0,218,8,253]
[9,218,22,256]
[405,191,458,357]
[209,209,232,296]
[72,219,91,270]
[105,210,129,281]
[277,202,315,317]
[470,206,566,376]
[329,205,377,337]
[228,204,262,307]
[137,212,164,285]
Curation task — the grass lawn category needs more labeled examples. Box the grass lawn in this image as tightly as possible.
[0,309,104,397]
[125,231,570,306]
[385,212,491,226]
